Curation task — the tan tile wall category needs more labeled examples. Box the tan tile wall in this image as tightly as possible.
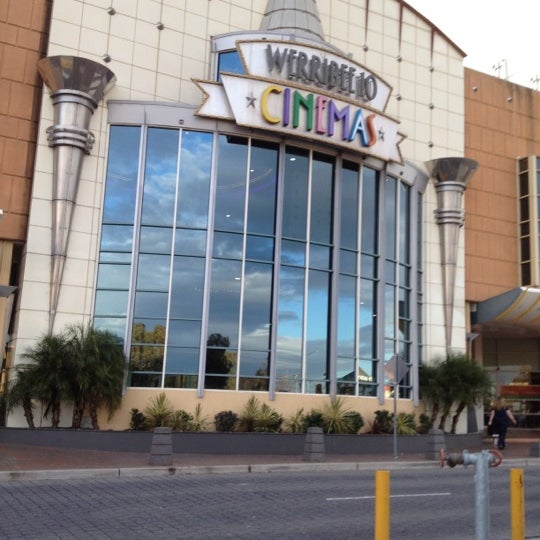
[0,0,51,242]
[465,68,540,302]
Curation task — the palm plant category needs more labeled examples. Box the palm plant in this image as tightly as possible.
[420,353,493,433]
[144,392,175,429]
[18,333,72,428]
[322,397,353,434]
[5,367,37,428]
[65,323,126,429]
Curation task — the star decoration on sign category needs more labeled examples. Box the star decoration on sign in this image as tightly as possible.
[378,128,385,141]
[246,94,257,108]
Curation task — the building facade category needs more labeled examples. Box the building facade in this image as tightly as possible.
[2,0,476,429]
[465,69,540,423]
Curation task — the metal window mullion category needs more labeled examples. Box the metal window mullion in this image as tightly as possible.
[269,141,286,400]
[161,129,183,387]
[197,133,219,398]
[376,169,387,405]
[236,139,252,391]
[124,124,148,367]
[356,164,364,396]
[329,155,341,399]
[409,183,420,406]
[302,152,313,394]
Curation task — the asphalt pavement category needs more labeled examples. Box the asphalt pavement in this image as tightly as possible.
[0,434,538,482]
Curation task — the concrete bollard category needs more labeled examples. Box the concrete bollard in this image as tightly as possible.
[425,428,446,460]
[303,426,325,462]
[529,442,540,457]
[149,426,173,466]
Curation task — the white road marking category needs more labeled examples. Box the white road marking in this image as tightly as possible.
[326,492,452,501]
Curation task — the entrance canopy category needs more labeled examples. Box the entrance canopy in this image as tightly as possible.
[473,286,540,337]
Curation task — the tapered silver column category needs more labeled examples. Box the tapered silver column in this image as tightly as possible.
[425,158,478,353]
[37,56,116,331]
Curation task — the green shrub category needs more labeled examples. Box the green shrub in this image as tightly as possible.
[344,411,364,434]
[396,412,417,435]
[144,392,175,429]
[417,413,433,434]
[322,397,353,434]
[254,403,283,432]
[284,408,305,433]
[302,409,325,430]
[372,410,393,434]
[238,396,283,432]
[171,409,194,431]
[238,395,261,432]
[214,410,238,432]
[189,403,209,432]
[129,408,147,431]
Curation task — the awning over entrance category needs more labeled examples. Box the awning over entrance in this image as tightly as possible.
[473,287,540,336]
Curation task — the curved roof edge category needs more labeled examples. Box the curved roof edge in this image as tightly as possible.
[401,0,467,59]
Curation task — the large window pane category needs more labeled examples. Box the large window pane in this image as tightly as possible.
[141,128,179,226]
[282,147,309,240]
[103,126,140,224]
[177,131,212,228]
[247,141,279,235]
[170,256,205,319]
[214,135,248,232]
[310,154,334,244]
[94,290,128,317]
[306,269,330,391]
[136,254,171,291]
[341,162,359,249]
[276,266,305,392]
[168,320,201,348]
[139,226,173,254]
[100,225,133,253]
[96,264,131,290]
[359,278,375,359]
[385,176,397,260]
[175,229,206,256]
[241,262,273,351]
[207,259,242,347]
[337,274,356,357]
[361,167,378,254]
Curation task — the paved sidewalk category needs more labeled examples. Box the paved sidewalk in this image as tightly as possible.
[0,435,538,482]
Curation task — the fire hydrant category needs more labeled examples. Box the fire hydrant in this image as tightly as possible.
[439,449,503,540]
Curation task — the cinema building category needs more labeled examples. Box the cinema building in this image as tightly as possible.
[3,0,527,431]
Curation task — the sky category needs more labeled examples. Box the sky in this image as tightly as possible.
[405,0,540,89]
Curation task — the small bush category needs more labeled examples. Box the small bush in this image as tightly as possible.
[417,413,433,434]
[372,410,393,434]
[302,409,325,430]
[171,409,194,431]
[144,393,175,429]
[344,411,364,434]
[322,397,353,434]
[129,408,147,431]
[254,403,283,432]
[284,408,305,433]
[215,410,238,432]
[189,403,209,432]
[238,396,261,432]
[396,413,417,435]
[238,396,283,432]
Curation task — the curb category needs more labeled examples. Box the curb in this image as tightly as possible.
[1,457,538,482]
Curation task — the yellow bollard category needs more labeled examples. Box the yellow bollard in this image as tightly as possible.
[510,468,525,540]
[375,470,390,540]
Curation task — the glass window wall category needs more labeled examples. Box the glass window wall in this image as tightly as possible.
[96,124,421,398]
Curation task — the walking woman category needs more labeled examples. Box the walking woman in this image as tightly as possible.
[488,397,517,450]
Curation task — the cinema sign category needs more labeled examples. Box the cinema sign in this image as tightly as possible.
[195,40,404,163]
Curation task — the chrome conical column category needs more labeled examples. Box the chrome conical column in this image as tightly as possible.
[425,158,478,353]
[37,56,116,331]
